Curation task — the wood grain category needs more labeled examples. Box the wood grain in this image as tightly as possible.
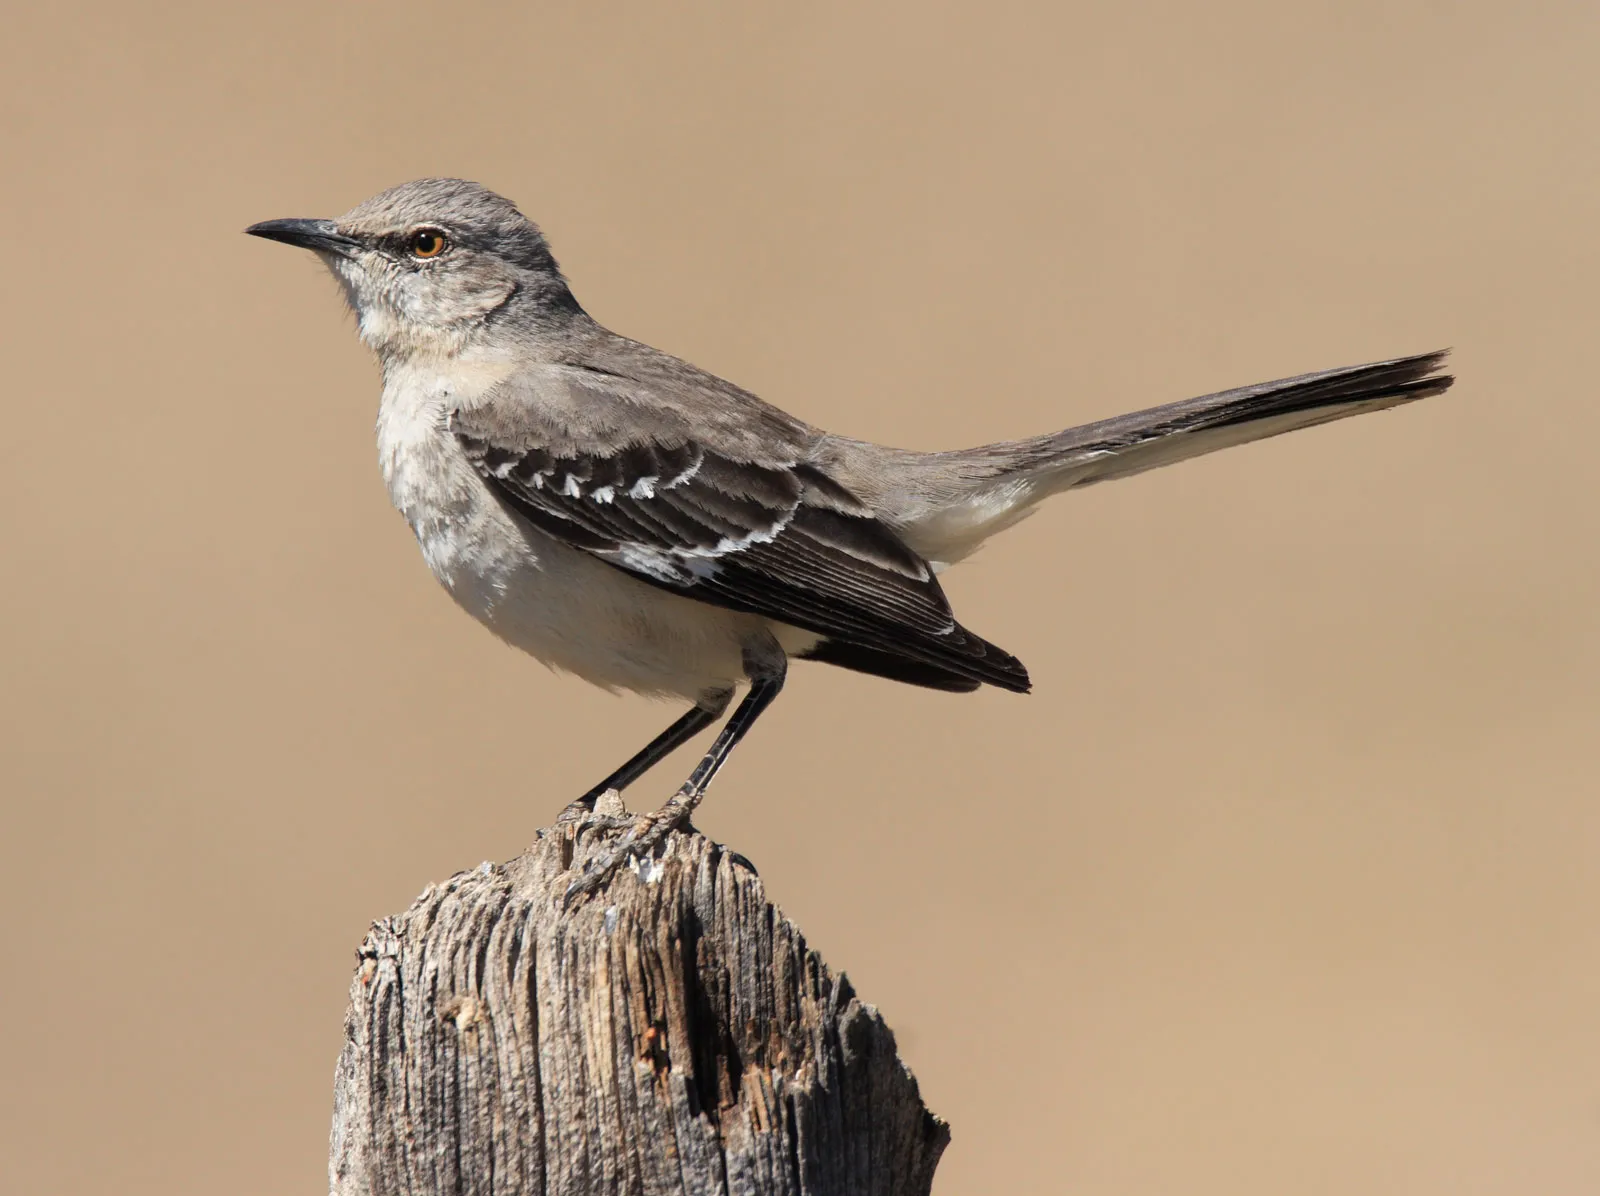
[330,811,948,1195]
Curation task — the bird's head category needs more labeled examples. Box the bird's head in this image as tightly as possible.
[246,178,577,362]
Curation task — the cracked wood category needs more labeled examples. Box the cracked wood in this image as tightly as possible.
[330,814,948,1195]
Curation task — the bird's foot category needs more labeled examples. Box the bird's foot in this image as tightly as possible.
[562,790,697,908]
[557,786,629,827]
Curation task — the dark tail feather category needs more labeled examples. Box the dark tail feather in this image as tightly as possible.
[802,630,1029,693]
[1018,349,1454,490]
[801,638,985,692]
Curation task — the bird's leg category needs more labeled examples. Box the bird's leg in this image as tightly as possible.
[564,641,787,906]
[559,687,735,824]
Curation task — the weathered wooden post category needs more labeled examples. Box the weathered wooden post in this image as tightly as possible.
[330,802,948,1195]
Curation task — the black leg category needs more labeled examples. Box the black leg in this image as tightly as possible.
[569,687,734,812]
[673,669,784,805]
[564,642,787,906]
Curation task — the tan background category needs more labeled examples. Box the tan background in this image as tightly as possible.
[3,1,1596,1192]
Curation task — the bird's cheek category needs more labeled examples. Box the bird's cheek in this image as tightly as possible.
[325,255,375,316]
[357,305,404,354]
[415,275,516,325]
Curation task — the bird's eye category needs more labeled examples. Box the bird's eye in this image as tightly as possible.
[409,228,448,258]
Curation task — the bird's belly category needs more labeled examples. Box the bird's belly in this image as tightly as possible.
[380,408,814,699]
[418,496,820,699]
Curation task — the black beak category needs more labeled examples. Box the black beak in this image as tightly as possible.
[244,217,361,257]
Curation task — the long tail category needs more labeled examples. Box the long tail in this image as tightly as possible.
[1010,350,1452,486]
[887,350,1455,564]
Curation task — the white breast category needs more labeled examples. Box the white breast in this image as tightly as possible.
[373,368,807,700]
[376,372,512,600]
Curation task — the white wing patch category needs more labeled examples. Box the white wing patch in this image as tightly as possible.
[602,504,797,585]
[661,455,703,491]
[688,506,797,560]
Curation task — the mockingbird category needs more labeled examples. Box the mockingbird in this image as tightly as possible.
[247,178,1453,900]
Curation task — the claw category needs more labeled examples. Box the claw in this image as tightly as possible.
[561,824,640,908]
[560,808,689,910]
[561,867,606,910]
[558,786,626,826]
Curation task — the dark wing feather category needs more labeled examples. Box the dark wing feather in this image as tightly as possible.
[453,391,1028,693]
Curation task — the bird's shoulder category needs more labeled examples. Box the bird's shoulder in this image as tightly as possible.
[447,331,917,577]
[449,370,895,570]
[454,328,818,465]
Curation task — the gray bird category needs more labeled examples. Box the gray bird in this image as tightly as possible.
[247,178,1453,900]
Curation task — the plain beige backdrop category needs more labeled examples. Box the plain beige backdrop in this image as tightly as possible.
[3,2,1597,1193]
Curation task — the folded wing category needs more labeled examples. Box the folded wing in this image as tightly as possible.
[452,371,1030,693]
